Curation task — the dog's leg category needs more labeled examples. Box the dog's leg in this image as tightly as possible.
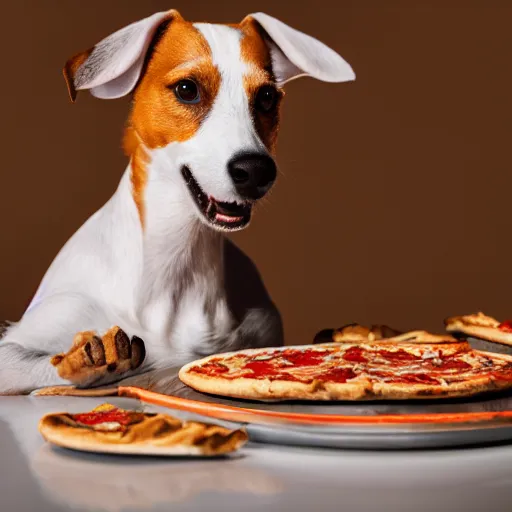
[0,343,66,394]
[233,308,284,350]
[0,294,144,395]
[192,307,283,358]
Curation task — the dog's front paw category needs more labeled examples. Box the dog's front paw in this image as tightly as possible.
[50,327,145,387]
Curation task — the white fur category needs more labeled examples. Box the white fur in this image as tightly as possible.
[0,12,354,394]
[78,11,171,99]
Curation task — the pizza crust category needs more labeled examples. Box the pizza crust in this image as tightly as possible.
[33,386,119,397]
[370,379,486,400]
[39,411,248,456]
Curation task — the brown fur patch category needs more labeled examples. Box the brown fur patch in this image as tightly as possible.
[123,127,150,227]
[123,17,221,226]
[239,19,283,153]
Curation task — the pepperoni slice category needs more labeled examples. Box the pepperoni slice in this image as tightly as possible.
[280,349,326,367]
[342,346,367,363]
[432,358,472,371]
[317,367,357,383]
[192,361,230,376]
[377,349,420,362]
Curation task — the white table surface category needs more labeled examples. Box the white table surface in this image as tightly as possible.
[1,395,511,512]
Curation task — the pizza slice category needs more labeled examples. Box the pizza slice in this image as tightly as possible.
[383,330,461,344]
[314,323,459,345]
[445,312,512,346]
[313,323,403,344]
[39,403,248,456]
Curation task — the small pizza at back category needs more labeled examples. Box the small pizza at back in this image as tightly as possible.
[39,403,248,456]
[313,323,403,344]
[314,323,460,345]
[445,312,512,346]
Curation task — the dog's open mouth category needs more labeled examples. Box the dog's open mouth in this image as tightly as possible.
[181,166,252,231]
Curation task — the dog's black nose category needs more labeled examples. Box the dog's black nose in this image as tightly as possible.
[228,152,277,200]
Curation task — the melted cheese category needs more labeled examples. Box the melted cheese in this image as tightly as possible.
[90,421,123,432]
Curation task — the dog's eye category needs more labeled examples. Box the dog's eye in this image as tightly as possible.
[174,80,200,104]
[255,85,279,113]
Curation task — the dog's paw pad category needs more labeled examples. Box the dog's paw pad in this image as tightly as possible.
[84,335,106,366]
[130,336,146,370]
[115,329,131,359]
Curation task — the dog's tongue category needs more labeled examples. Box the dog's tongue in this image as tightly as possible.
[215,212,244,223]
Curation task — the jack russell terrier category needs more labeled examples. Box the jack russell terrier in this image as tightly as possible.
[0,10,354,394]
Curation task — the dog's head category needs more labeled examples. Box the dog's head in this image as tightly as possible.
[64,11,354,231]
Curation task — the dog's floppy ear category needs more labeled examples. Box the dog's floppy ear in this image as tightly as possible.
[63,10,181,102]
[244,12,355,85]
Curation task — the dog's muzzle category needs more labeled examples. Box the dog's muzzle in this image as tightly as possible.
[181,166,253,232]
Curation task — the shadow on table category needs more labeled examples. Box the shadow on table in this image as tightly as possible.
[0,419,87,512]
[30,441,283,512]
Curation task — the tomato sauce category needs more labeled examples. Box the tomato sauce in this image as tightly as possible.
[280,349,326,367]
[73,408,132,426]
[243,360,276,377]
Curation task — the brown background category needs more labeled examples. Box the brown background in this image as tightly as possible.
[1,1,511,344]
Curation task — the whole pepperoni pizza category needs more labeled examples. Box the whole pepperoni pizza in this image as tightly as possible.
[179,332,512,401]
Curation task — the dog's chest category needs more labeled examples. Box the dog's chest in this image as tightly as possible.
[137,284,236,366]
[128,224,235,364]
